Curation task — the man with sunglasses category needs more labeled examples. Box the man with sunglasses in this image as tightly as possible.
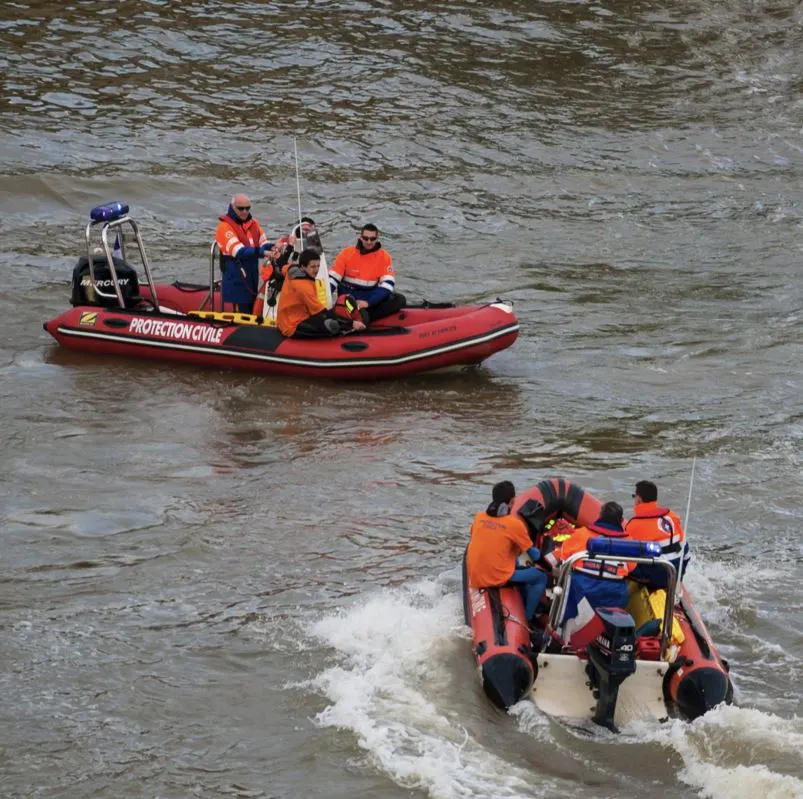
[215,193,273,313]
[329,223,406,323]
[625,480,690,588]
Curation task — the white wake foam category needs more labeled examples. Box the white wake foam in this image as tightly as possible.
[629,705,803,799]
[307,576,559,799]
[305,573,801,799]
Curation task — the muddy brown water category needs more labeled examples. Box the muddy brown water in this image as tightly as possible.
[1,2,801,797]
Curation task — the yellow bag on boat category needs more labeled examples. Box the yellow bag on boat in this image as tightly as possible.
[627,582,685,650]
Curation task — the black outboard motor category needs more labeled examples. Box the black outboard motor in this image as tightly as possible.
[71,255,140,308]
[585,607,637,731]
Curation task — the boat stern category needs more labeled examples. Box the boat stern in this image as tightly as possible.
[531,654,669,728]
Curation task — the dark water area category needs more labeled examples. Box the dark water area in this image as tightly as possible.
[1,1,802,797]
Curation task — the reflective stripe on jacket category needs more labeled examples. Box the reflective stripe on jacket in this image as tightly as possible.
[329,243,395,306]
[215,213,267,259]
[215,210,269,306]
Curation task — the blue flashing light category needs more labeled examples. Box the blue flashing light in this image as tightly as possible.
[587,538,662,559]
[90,202,129,223]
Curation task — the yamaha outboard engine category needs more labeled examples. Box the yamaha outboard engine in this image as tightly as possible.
[585,607,637,731]
[71,255,140,308]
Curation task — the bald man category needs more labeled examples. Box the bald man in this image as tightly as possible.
[214,194,272,313]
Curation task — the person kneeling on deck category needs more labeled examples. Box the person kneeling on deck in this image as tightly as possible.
[276,249,366,338]
[544,501,635,646]
[466,481,548,628]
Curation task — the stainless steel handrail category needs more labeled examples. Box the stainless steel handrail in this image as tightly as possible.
[204,241,221,311]
[83,215,159,310]
[548,551,677,660]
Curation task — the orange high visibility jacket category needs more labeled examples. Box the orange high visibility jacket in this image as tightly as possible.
[276,265,327,337]
[330,244,395,303]
[466,510,532,588]
[215,214,267,258]
[625,502,685,555]
[547,524,635,580]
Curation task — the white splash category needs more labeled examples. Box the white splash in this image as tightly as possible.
[304,571,800,799]
[307,576,559,799]
[629,705,803,799]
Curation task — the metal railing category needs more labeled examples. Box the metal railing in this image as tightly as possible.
[548,551,677,661]
[83,214,159,310]
[203,241,221,311]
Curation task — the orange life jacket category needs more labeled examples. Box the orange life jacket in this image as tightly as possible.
[330,244,394,293]
[552,524,635,580]
[625,502,685,555]
[214,214,267,258]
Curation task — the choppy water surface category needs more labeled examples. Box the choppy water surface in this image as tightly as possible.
[1,1,802,797]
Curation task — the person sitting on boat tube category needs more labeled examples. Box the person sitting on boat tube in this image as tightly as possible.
[215,194,273,314]
[544,501,635,646]
[466,481,548,628]
[276,249,366,338]
[625,480,690,589]
[329,223,406,324]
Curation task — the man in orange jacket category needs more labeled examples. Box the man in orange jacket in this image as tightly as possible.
[625,480,690,587]
[466,481,548,625]
[215,194,272,313]
[330,223,406,323]
[276,249,366,338]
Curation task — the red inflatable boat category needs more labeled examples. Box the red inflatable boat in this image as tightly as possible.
[43,204,518,380]
[463,478,733,730]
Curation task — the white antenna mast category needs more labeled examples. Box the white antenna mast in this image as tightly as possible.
[677,456,697,590]
[294,137,304,252]
[683,456,696,536]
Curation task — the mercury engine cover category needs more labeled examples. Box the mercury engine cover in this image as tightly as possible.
[71,255,140,308]
[586,607,637,731]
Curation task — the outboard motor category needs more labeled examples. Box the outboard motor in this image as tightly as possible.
[71,255,140,308]
[585,607,637,731]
